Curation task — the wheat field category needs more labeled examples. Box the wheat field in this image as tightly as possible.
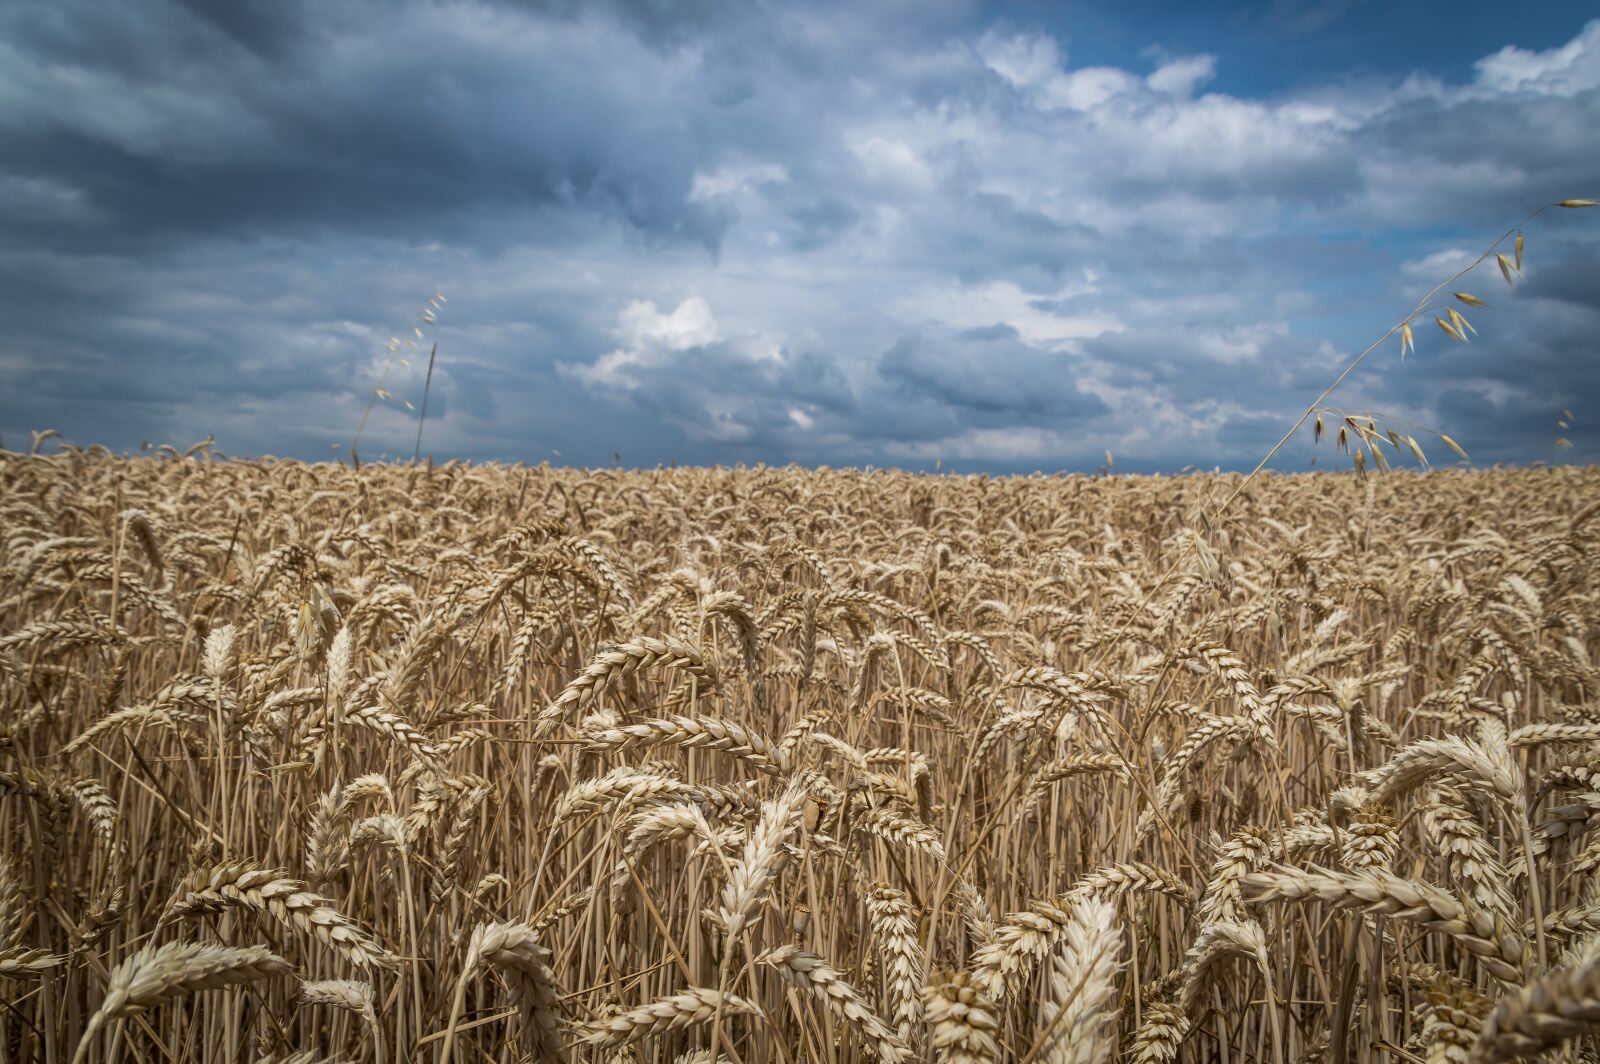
[2,447,1599,1063]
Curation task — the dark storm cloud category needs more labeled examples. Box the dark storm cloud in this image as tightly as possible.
[499,0,750,46]
[958,323,1020,341]
[786,199,861,252]
[877,334,1108,422]
[1,0,735,252]
[1,0,1597,471]
[170,0,311,58]
[1518,242,1600,312]
[906,191,1102,285]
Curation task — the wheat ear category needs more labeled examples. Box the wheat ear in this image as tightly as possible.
[866,883,924,1045]
[1037,894,1125,1064]
[574,987,760,1049]
[442,920,565,1064]
[1471,946,1600,1063]
[1244,865,1525,983]
[73,941,290,1064]
[166,861,397,969]
[584,714,790,775]
[759,945,913,1063]
[924,971,1000,1064]
[301,979,382,1060]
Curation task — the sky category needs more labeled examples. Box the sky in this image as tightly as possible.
[1,0,1597,474]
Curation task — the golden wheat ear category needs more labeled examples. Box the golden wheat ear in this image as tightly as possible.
[73,942,291,1064]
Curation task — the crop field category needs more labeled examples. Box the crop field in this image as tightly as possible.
[2,449,1599,1063]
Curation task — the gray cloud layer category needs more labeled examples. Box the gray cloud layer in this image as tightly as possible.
[2,0,1597,471]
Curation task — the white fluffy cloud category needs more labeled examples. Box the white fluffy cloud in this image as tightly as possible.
[562,297,721,388]
[1474,19,1600,96]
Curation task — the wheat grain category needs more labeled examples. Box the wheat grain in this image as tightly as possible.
[923,972,1000,1064]
[74,941,290,1063]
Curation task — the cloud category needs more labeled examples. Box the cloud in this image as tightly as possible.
[1474,19,1600,96]
[853,137,936,192]
[1147,55,1217,97]
[892,278,1121,351]
[2,1,1598,472]
[558,294,838,449]
[975,29,1065,91]
[1402,248,1479,279]
[563,296,724,389]
[876,333,1109,422]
